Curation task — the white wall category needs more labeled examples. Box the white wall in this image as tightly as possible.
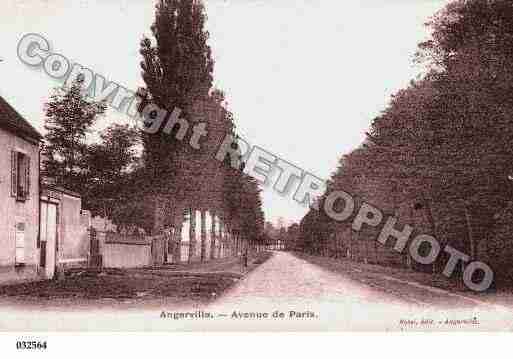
[102,243,151,268]
[0,127,39,269]
[58,194,89,263]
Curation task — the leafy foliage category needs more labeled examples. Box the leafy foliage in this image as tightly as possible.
[298,0,513,285]
[42,78,106,192]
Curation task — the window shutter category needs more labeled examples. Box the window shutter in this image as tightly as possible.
[25,156,31,199]
[11,151,17,198]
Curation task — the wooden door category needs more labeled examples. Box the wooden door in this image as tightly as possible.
[40,201,58,279]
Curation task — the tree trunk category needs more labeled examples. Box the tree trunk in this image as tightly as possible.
[210,213,216,260]
[406,204,414,270]
[153,196,165,235]
[463,202,475,259]
[349,229,353,260]
[163,231,169,264]
[226,228,231,256]
[424,197,438,274]
[374,240,378,265]
[175,220,183,264]
[188,208,196,263]
[231,230,235,256]
[218,220,223,258]
[223,224,227,257]
[221,223,226,258]
[200,210,207,262]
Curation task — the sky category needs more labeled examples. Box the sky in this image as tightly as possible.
[0,0,450,225]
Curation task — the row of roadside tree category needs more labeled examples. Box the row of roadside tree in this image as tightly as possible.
[41,0,266,260]
[297,0,513,287]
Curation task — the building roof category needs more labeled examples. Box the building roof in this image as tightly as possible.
[41,184,82,200]
[0,95,43,142]
[41,179,82,199]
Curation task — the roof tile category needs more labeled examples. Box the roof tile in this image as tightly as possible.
[0,96,42,141]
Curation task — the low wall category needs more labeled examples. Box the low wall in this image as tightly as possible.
[0,264,40,285]
[102,241,152,268]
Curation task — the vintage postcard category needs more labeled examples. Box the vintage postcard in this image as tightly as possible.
[1,0,513,346]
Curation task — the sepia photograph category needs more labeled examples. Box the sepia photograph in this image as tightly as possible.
[2,0,513,354]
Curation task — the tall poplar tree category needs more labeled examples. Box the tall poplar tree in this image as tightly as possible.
[139,0,215,233]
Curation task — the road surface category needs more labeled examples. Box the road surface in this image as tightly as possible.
[203,251,513,331]
[2,251,513,331]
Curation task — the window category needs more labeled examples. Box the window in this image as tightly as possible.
[11,151,31,202]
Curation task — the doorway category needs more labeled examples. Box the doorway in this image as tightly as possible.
[40,200,58,279]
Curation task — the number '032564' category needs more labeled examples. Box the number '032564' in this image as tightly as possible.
[16,341,47,350]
